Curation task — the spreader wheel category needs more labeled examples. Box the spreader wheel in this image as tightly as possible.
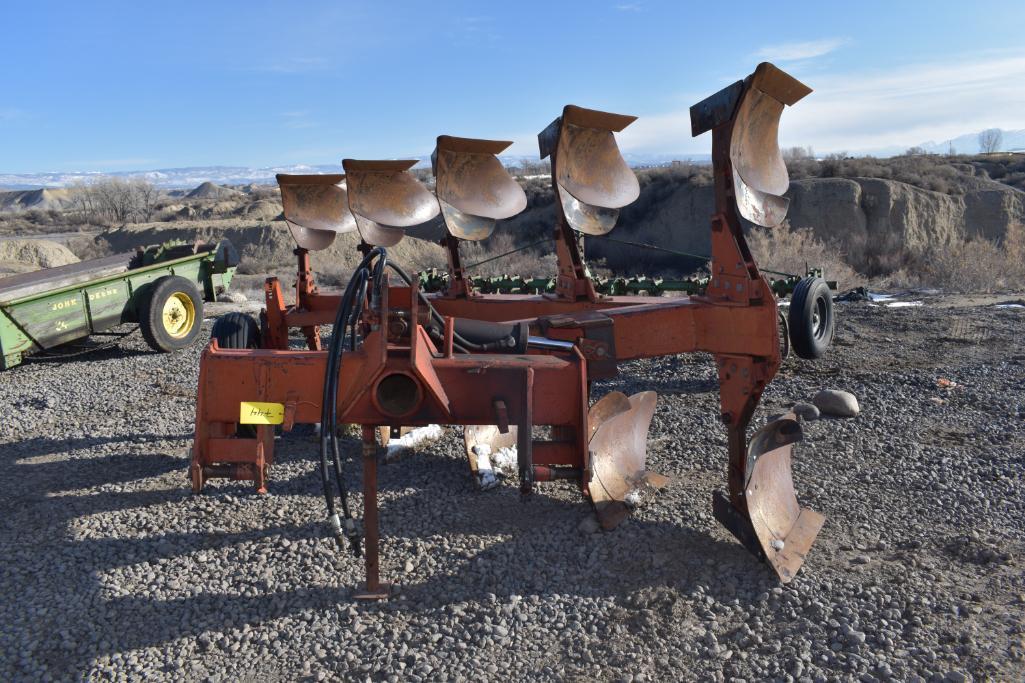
[141,276,203,353]
[787,277,834,359]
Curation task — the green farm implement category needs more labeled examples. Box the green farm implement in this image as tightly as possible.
[416,267,835,298]
[0,240,238,369]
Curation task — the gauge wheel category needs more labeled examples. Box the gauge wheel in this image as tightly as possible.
[211,312,261,349]
[787,276,834,359]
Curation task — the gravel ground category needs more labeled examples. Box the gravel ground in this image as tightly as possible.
[1,298,1023,682]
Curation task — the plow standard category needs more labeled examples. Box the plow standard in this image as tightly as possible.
[191,63,829,597]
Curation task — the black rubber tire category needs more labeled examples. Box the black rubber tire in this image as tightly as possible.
[211,312,261,349]
[210,312,261,438]
[140,276,204,353]
[788,276,834,359]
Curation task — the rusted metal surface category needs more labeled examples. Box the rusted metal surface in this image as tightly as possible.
[541,105,639,236]
[744,413,824,582]
[276,174,356,251]
[730,64,811,227]
[433,136,526,241]
[342,159,440,246]
[355,426,391,600]
[587,391,659,529]
[586,389,631,439]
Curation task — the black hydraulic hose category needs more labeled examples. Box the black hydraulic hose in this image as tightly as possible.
[328,267,368,528]
[319,268,363,542]
[320,248,384,554]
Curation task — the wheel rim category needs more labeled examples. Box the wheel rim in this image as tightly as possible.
[162,292,196,338]
[812,296,828,340]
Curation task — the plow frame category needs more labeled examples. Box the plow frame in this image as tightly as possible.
[192,62,824,591]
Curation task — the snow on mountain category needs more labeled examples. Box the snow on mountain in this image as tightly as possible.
[0,153,712,190]
[1,129,1020,191]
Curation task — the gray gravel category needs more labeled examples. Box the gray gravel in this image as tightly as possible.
[1,299,1023,681]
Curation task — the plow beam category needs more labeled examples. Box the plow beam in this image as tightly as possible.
[276,174,357,251]
[342,159,440,247]
[190,329,590,490]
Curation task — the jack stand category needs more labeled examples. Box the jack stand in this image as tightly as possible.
[354,425,392,601]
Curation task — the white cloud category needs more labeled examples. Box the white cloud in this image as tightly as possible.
[617,51,1025,156]
[753,38,849,62]
[615,3,643,11]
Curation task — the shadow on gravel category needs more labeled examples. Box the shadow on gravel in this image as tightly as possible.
[21,344,153,368]
[3,429,768,674]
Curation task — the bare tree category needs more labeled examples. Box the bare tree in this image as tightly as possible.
[68,178,160,225]
[782,146,815,161]
[133,181,159,222]
[67,181,98,223]
[978,128,1003,154]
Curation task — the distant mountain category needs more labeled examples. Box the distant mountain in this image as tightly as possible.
[2,129,1021,191]
[912,129,1025,155]
[0,164,345,190]
[186,181,244,200]
[0,153,710,190]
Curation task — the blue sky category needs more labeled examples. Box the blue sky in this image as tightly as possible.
[2,1,1024,173]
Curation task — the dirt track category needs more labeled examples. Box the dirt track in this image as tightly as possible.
[0,297,1022,681]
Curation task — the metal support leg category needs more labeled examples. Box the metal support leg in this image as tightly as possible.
[355,425,390,600]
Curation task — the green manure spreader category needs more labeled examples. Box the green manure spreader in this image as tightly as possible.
[0,240,238,369]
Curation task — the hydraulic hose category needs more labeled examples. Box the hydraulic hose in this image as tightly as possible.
[320,247,384,555]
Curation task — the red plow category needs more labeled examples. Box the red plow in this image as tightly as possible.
[192,63,825,597]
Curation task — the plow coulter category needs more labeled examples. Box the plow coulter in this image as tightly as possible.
[191,62,826,596]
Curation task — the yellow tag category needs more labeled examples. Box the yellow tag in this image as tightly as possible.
[239,401,284,425]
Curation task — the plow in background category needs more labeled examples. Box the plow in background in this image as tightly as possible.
[191,62,828,597]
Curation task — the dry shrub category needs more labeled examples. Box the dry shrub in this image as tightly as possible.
[238,244,294,275]
[64,234,112,261]
[459,232,557,278]
[745,224,859,290]
[910,222,1025,293]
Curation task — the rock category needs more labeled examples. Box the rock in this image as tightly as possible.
[0,239,80,269]
[813,390,860,417]
[792,402,821,421]
[217,291,248,304]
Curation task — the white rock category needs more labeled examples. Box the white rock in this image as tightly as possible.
[217,291,248,304]
[812,389,860,417]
